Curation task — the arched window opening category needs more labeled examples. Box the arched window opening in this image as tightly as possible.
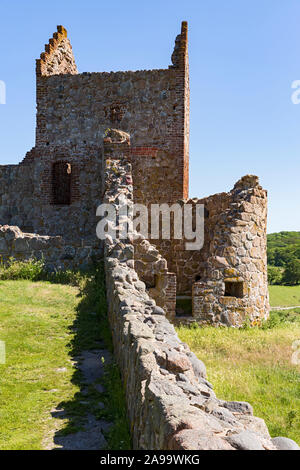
[52,162,72,205]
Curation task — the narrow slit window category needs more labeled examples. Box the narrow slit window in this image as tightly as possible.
[52,162,71,205]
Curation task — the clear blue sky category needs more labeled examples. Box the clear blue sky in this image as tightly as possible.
[0,0,299,234]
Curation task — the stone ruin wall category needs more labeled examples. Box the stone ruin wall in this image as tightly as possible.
[144,177,269,327]
[190,177,269,327]
[131,161,269,326]
[0,24,189,261]
[102,131,297,450]
[133,237,177,318]
[0,131,297,450]
[0,225,96,270]
[131,147,184,204]
[0,23,269,327]
[36,25,78,78]
[0,134,269,325]
[0,23,297,450]
[0,146,103,257]
[35,24,189,198]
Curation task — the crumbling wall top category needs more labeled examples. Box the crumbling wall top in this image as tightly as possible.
[233,174,262,191]
[170,21,188,69]
[36,25,78,77]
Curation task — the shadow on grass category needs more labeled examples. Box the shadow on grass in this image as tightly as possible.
[48,262,132,450]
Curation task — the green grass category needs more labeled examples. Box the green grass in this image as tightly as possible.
[0,256,83,286]
[0,280,80,449]
[96,362,132,450]
[2,258,300,448]
[176,311,300,444]
[0,262,131,450]
[269,285,300,307]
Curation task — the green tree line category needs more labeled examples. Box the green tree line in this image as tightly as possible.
[267,232,300,285]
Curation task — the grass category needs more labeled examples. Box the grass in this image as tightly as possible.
[2,258,299,448]
[0,256,83,286]
[0,260,131,450]
[96,362,132,450]
[269,284,300,307]
[0,280,79,449]
[61,264,132,450]
[176,308,300,444]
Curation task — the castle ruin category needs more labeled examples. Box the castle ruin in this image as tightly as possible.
[0,23,269,327]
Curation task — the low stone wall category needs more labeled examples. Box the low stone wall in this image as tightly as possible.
[105,247,278,450]
[0,225,100,270]
[102,132,299,450]
[134,236,176,318]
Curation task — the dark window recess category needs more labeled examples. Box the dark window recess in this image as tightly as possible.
[145,279,156,289]
[176,297,192,317]
[145,274,157,290]
[225,281,244,298]
[195,275,202,282]
[52,162,72,205]
[105,104,126,123]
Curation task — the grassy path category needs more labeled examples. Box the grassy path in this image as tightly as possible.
[0,271,131,450]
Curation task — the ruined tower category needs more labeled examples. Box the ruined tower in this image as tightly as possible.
[0,22,269,326]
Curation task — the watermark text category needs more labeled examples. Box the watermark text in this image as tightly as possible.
[0,341,5,364]
[96,202,204,251]
[292,339,300,365]
[0,80,6,104]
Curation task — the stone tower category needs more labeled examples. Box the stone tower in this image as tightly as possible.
[0,22,269,326]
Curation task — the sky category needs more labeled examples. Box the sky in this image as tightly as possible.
[0,0,300,234]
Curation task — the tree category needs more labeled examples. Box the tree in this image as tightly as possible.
[268,265,283,285]
[283,259,300,285]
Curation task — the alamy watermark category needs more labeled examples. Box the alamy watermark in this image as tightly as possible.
[290,80,300,104]
[291,340,300,365]
[0,341,5,364]
[0,80,6,104]
[96,200,204,251]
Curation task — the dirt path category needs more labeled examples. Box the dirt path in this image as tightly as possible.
[43,348,113,450]
[272,305,300,310]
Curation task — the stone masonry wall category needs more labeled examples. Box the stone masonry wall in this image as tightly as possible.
[0,225,95,270]
[103,130,177,318]
[0,23,269,328]
[0,23,189,259]
[36,25,78,78]
[133,233,177,319]
[131,147,184,205]
[102,131,298,450]
[189,175,269,327]
[147,175,269,327]
[35,23,189,202]
[0,145,103,253]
